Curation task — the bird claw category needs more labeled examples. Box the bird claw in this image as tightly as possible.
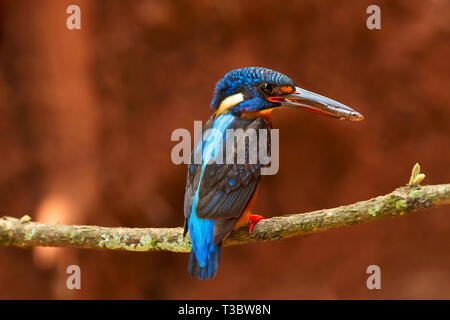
[248,214,264,234]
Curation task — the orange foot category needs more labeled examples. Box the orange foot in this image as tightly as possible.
[248,214,264,234]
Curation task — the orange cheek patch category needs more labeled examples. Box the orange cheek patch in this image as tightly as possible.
[256,109,273,118]
[241,109,273,120]
[280,86,294,94]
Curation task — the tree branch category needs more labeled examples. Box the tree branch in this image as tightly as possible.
[1,182,449,253]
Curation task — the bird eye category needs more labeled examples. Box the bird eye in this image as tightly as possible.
[259,83,274,95]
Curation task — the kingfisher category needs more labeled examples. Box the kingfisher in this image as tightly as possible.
[183,67,363,280]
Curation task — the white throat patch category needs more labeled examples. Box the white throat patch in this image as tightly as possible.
[217,93,244,113]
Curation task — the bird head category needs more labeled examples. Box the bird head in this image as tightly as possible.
[211,67,364,121]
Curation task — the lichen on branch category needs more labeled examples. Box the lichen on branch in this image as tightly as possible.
[1,182,449,253]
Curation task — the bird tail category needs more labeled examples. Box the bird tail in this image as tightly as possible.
[188,244,221,280]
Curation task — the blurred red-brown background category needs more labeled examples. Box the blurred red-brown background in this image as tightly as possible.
[0,0,449,299]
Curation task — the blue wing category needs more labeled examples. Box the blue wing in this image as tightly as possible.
[183,114,271,279]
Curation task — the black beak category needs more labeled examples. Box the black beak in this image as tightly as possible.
[268,86,364,121]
